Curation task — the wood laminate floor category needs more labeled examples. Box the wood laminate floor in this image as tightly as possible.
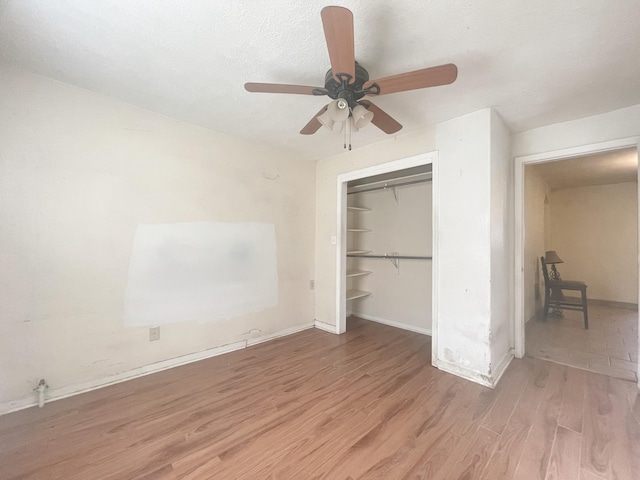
[1,318,639,479]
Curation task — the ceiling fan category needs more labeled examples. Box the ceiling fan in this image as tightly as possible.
[245,6,458,149]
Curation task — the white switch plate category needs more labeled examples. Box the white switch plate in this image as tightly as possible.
[331,236,337,245]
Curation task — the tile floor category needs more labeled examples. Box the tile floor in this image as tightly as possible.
[525,304,638,382]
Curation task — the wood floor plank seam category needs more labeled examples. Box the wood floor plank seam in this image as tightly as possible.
[2,318,639,480]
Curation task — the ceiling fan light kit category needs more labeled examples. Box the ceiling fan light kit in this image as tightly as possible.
[245,6,458,150]
[352,104,374,129]
[327,98,350,122]
[317,109,335,131]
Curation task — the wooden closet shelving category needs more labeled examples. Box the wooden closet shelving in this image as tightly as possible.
[346,289,372,301]
[346,269,372,278]
[346,204,372,301]
[346,249,371,255]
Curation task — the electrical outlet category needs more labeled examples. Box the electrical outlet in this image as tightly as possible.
[310,279,315,290]
[149,326,160,342]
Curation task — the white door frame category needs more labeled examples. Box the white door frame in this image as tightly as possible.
[335,152,438,359]
[514,137,640,386]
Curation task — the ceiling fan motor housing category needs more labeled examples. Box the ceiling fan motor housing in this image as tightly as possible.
[321,62,371,108]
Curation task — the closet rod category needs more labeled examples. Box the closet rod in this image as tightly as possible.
[347,178,432,195]
[347,254,432,260]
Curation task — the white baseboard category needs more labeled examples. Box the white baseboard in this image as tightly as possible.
[351,312,432,336]
[490,350,514,386]
[434,358,493,388]
[0,322,314,416]
[434,351,514,389]
[314,320,338,334]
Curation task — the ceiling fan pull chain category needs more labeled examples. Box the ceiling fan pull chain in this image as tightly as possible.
[342,117,347,150]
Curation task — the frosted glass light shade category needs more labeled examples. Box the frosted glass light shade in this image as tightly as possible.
[352,104,373,129]
[317,110,335,130]
[327,99,350,122]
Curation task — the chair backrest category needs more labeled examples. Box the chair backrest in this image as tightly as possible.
[540,256,550,286]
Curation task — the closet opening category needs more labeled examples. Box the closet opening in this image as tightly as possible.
[335,152,437,350]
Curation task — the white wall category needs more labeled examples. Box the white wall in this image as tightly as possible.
[434,109,512,386]
[549,182,638,303]
[524,168,550,321]
[513,105,640,157]
[0,66,315,411]
[489,110,513,377]
[348,182,432,333]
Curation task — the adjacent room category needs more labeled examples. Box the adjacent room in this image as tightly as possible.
[1,1,639,479]
[523,149,639,381]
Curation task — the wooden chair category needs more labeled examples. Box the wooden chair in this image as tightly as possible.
[540,256,589,329]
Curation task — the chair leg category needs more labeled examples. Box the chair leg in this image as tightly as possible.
[543,295,549,320]
[582,290,588,329]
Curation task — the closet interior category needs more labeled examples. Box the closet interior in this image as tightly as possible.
[345,165,434,334]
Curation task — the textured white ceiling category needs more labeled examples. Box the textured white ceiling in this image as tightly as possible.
[532,148,638,191]
[1,0,640,160]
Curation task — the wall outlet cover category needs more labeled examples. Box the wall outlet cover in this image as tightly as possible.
[149,326,160,342]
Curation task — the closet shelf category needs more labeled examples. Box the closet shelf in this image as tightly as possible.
[346,289,372,301]
[347,177,432,195]
[346,250,371,255]
[347,206,372,212]
[347,228,372,232]
[346,269,372,278]
[347,254,432,260]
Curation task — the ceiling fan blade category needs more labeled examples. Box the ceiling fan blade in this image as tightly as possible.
[300,105,329,135]
[365,63,458,96]
[244,83,324,95]
[358,100,402,134]
[321,6,355,83]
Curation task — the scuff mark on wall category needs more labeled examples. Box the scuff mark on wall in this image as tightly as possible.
[242,328,262,338]
[262,170,280,180]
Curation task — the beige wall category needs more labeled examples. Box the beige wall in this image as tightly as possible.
[549,182,638,304]
[348,182,432,332]
[524,168,550,321]
[0,67,315,410]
